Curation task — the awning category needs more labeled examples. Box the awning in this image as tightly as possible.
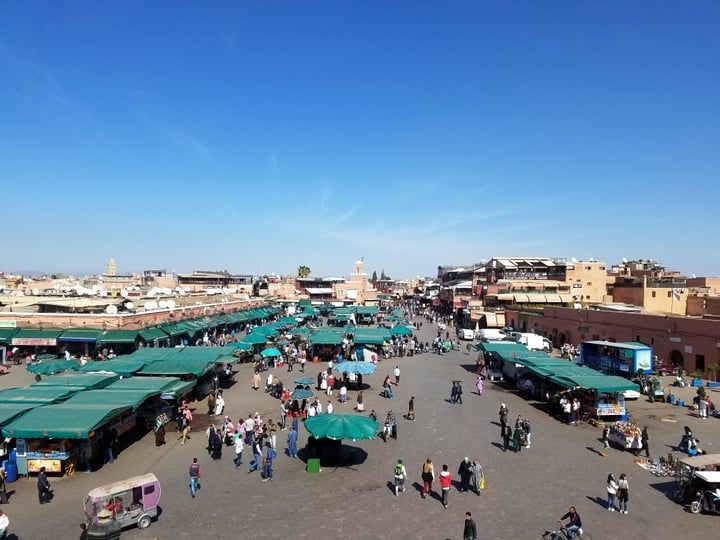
[80,359,148,377]
[513,294,530,303]
[559,294,574,303]
[58,329,103,343]
[0,404,36,426]
[139,328,169,342]
[2,403,132,439]
[64,389,161,411]
[544,294,562,303]
[32,372,119,390]
[0,328,18,344]
[495,294,514,301]
[0,386,78,405]
[160,379,196,400]
[11,328,64,347]
[526,294,546,303]
[96,330,140,344]
[306,288,334,295]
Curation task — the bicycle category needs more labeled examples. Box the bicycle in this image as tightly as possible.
[541,524,592,539]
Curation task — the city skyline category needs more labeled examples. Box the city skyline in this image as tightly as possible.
[1,2,719,279]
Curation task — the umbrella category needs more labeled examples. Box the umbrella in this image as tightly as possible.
[252,326,280,337]
[26,361,82,376]
[304,413,379,441]
[291,388,314,400]
[294,377,315,386]
[261,347,282,358]
[240,332,271,345]
[277,316,297,325]
[334,362,377,375]
[229,341,254,352]
[275,338,291,347]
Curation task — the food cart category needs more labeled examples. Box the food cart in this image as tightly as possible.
[607,421,642,451]
[674,453,720,503]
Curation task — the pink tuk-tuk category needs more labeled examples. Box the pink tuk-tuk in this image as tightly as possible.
[83,473,161,530]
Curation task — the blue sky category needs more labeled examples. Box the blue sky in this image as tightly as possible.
[1,1,719,279]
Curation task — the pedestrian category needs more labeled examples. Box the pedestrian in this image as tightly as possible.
[475,376,483,396]
[641,426,650,458]
[327,400,334,414]
[252,370,261,391]
[421,458,435,499]
[233,432,244,468]
[178,415,191,445]
[450,382,458,403]
[37,466,51,504]
[279,400,287,430]
[502,424,512,452]
[394,365,400,385]
[188,457,202,498]
[499,403,509,437]
[439,464,452,508]
[406,396,415,421]
[393,458,407,496]
[606,473,618,511]
[105,427,118,464]
[261,444,276,481]
[523,418,532,449]
[458,457,472,492]
[456,382,463,404]
[513,424,525,452]
[470,460,484,495]
[463,511,477,540]
[287,424,298,458]
[601,425,610,449]
[154,416,166,446]
[248,436,262,473]
[617,473,630,514]
[214,391,225,416]
[356,391,365,412]
[207,392,216,415]
[0,508,9,539]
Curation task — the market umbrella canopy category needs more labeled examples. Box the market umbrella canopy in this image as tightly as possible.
[334,362,377,376]
[389,325,413,337]
[294,377,315,386]
[261,347,282,357]
[228,341,254,352]
[304,413,379,441]
[239,332,271,345]
[26,361,82,376]
[290,388,314,400]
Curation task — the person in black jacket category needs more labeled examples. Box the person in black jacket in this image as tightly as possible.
[37,466,51,504]
[559,506,583,539]
[463,511,477,540]
[458,457,472,492]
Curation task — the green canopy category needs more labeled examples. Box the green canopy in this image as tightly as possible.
[309,331,344,345]
[32,372,119,390]
[304,413,379,441]
[80,359,148,377]
[0,403,38,426]
[0,386,78,405]
[239,332,272,345]
[159,379,196,400]
[64,389,161,411]
[389,325,412,337]
[96,330,140,344]
[26,360,82,376]
[2,403,132,439]
[228,341,254,352]
[140,359,215,378]
[139,327,169,342]
[551,374,641,394]
[0,328,18,344]
[10,328,64,346]
[107,376,183,393]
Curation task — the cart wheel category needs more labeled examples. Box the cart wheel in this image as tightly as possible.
[690,501,701,514]
[138,514,152,529]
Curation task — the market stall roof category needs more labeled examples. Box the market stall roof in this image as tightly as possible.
[26,360,83,376]
[0,386,78,405]
[124,348,177,363]
[138,327,170,342]
[158,379,196,400]
[96,330,140,344]
[2,403,132,439]
[31,372,119,390]
[239,332,273,345]
[351,328,392,345]
[106,376,184,393]
[10,328,64,346]
[0,328,18,344]
[549,373,640,393]
[139,359,215,377]
[64,389,161,411]
[80,358,149,377]
[308,330,345,345]
[57,328,103,343]
[0,403,38,426]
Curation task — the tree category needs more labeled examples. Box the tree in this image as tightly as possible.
[371,271,378,284]
[707,363,720,383]
[297,265,311,278]
[380,269,390,281]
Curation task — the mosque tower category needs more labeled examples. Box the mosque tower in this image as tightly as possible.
[107,257,117,277]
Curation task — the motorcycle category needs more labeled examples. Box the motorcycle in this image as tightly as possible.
[690,490,720,515]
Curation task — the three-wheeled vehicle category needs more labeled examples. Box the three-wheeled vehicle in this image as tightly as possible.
[689,471,720,515]
[84,473,161,530]
[674,454,720,504]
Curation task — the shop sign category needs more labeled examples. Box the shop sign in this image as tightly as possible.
[669,336,681,343]
[27,459,62,474]
[11,338,57,346]
[577,326,589,333]
[0,320,17,328]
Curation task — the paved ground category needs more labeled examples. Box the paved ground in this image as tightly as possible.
[2,323,720,540]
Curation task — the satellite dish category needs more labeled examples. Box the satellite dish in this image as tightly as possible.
[588,257,595,262]
[203,307,210,315]
[120,289,128,298]
[622,257,628,264]
[125,301,135,311]
[158,300,168,309]
[167,299,176,309]
[571,257,578,264]
[105,304,118,314]
[691,274,696,278]
[144,301,158,311]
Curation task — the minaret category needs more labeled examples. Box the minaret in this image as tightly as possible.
[107,257,117,277]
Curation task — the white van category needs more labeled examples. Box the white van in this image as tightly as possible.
[459,328,475,341]
[479,328,507,341]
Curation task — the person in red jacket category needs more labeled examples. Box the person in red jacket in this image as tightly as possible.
[439,464,452,508]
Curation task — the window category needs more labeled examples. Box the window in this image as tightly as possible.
[667,291,672,298]
[586,282,592,286]
[651,291,656,298]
